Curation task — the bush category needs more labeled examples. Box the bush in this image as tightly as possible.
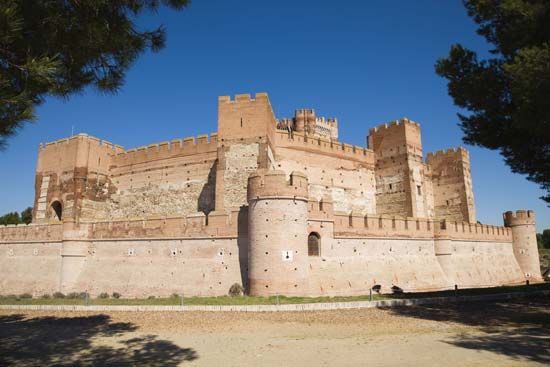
[148,295,156,299]
[53,292,65,299]
[41,294,51,299]
[66,292,85,299]
[228,283,244,297]
[170,293,179,298]
[112,292,121,299]
[98,292,110,299]
[19,293,33,299]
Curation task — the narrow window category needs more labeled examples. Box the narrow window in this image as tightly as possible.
[417,185,421,195]
[308,232,320,256]
[388,183,393,191]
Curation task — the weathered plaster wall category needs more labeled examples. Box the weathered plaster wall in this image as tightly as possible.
[308,237,451,295]
[435,240,524,287]
[72,238,245,297]
[0,241,62,295]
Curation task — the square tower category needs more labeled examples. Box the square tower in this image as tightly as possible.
[368,118,431,218]
[426,147,476,223]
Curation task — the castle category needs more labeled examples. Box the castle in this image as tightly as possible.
[0,93,543,297]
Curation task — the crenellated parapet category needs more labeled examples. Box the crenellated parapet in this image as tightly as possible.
[40,133,124,155]
[247,169,308,201]
[368,117,420,135]
[217,92,277,144]
[435,219,511,241]
[111,133,218,167]
[85,210,244,239]
[503,210,536,227]
[330,212,512,242]
[426,147,469,162]
[274,130,374,165]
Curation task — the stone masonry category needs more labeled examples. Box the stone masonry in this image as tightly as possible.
[0,92,543,297]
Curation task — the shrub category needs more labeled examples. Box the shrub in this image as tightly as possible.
[66,292,84,299]
[98,292,110,299]
[148,295,156,299]
[112,292,121,299]
[53,292,65,299]
[228,283,244,297]
[19,293,33,299]
[41,294,51,299]
[170,293,179,298]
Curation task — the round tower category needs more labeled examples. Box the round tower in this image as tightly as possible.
[503,210,543,282]
[247,169,309,296]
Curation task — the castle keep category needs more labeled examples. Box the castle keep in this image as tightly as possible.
[0,93,542,297]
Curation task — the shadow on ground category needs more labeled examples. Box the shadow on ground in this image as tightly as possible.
[0,313,197,366]
[387,296,550,364]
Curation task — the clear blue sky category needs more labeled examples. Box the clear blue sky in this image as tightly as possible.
[1,0,548,231]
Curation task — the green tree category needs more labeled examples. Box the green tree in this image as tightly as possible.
[542,229,550,249]
[436,0,550,203]
[20,206,32,224]
[0,0,189,149]
[0,211,20,225]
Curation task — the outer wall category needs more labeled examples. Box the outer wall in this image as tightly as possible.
[0,242,63,295]
[0,237,525,297]
[1,238,247,298]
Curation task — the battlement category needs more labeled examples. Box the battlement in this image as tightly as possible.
[435,219,512,241]
[368,117,420,135]
[40,133,124,154]
[218,92,269,104]
[87,210,244,239]
[503,210,536,227]
[247,169,308,201]
[331,212,511,242]
[111,133,218,166]
[274,130,374,165]
[426,147,469,162]
[295,108,315,115]
[308,196,334,220]
[315,117,338,127]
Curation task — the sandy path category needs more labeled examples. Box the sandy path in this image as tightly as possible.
[0,297,548,366]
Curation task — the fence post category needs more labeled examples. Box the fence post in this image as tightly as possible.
[454,284,458,302]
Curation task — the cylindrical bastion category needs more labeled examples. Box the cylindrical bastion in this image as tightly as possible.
[247,170,309,296]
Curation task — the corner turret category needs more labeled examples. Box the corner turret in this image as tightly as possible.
[503,210,543,282]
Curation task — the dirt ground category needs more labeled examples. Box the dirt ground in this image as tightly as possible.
[0,296,548,367]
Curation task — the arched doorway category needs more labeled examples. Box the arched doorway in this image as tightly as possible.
[51,201,62,221]
[308,232,320,256]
